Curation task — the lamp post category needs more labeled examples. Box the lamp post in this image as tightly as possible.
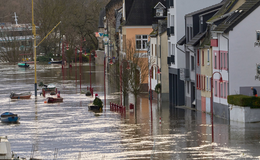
[210,71,223,142]
[149,64,161,115]
[120,60,130,106]
[104,55,113,108]
[88,51,94,96]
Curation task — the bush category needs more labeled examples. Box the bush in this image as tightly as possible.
[227,94,260,108]
[155,83,161,94]
[93,97,103,107]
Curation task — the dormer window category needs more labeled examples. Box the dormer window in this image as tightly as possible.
[154,2,166,17]
[156,9,163,17]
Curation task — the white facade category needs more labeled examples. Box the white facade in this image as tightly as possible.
[150,36,159,90]
[228,5,260,95]
[212,33,229,106]
[168,0,222,69]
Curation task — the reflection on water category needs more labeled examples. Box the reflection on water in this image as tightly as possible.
[0,63,260,159]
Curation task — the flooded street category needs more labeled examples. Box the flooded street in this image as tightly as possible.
[0,63,260,160]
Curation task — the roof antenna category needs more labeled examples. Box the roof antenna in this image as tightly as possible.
[12,12,18,25]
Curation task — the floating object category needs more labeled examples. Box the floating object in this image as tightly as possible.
[46,97,63,103]
[1,112,20,123]
[18,62,29,68]
[10,91,31,99]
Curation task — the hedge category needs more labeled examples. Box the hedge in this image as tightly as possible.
[227,94,260,108]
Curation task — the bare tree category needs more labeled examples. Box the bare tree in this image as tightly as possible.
[126,39,148,107]
[0,26,33,63]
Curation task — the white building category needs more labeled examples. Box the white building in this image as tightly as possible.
[167,0,222,106]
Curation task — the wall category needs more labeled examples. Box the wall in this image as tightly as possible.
[161,31,169,101]
[230,105,260,123]
[229,6,260,96]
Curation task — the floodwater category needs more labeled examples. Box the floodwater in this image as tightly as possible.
[0,63,260,160]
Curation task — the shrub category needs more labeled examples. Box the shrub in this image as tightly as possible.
[227,94,260,108]
[155,83,161,94]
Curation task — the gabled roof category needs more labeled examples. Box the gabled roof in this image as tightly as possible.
[125,0,166,26]
[187,31,207,46]
[177,35,186,45]
[185,1,226,17]
[154,2,166,9]
[213,0,260,33]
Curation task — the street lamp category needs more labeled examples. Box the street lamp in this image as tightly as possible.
[149,64,161,111]
[88,51,94,96]
[120,60,130,106]
[104,55,113,108]
[210,71,223,142]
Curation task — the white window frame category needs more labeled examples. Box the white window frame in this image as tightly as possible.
[207,49,210,62]
[136,35,148,50]
[256,30,260,42]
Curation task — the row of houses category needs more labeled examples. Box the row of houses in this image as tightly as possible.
[98,0,260,120]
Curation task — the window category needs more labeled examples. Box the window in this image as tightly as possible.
[152,44,153,56]
[204,76,205,91]
[200,16,203,33]
[207,49,210,62]
[209,77,211,91]
[156,9,163,17]
[172,44,175,55]
[123,35,126,51]
[227,53,229,70]
[136,35,148,50]
[224,82,226,98]
[167,14,170,28]
[190,27,193,40]
[220,82,223,97]
[187,82,189,94]
[223,53,226,69]
[171,15,174,26]
[197,49,200,66]
[187,27,190,42]
[191,56,195,71]
[257,30,260,41]
[215,81,217,96]
[155,45,157,57]
[168,42,171,56]
[196,74,198,88]
[206,76,208,91]
[214,53,217,69]
[202,50,204,66]
[155,68,157,80]
[221,52,223,69]
[151,66,154,79]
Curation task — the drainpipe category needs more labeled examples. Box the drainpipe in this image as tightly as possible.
[187,46,196,108]
[222,33,230,123]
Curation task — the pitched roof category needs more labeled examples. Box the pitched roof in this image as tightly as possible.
[125,0,166,26]
[187,31,207,46]
[177,35,186,45]
[213,0,260,33]
[185,1,226,17]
